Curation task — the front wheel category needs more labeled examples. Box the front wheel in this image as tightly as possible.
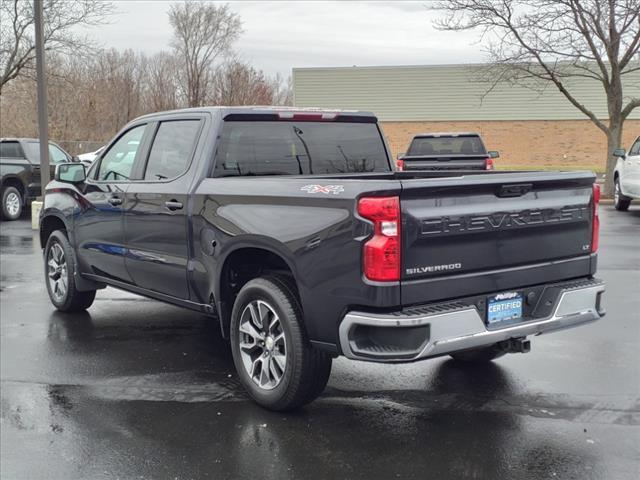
[614,177,631,211]
[230,275,332,411]
[44,230,96,312]
[1,186,23,220]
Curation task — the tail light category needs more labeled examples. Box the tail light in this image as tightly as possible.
[396,159,404,171]
[357,196,401,281]
[591,183,600,253]
[485,157,494,170]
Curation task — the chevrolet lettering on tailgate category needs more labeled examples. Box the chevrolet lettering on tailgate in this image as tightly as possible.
[421,205,589,236]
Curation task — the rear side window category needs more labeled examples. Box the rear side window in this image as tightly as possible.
[0,141,25,158]
[212,121,389,177]
[408,136,486,156]
[144,120,201,180]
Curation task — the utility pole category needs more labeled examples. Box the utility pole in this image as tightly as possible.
[34,0,50,192]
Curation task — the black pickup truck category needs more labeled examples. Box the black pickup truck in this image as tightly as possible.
[40,107,605,410]
[1,138,74,220]
[397,132,499,171]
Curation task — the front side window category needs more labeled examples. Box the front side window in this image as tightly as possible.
[144,120,201,180]
[23,142,68,163]
[212,121,389,177]
[630,137,640,156]
[49,145,69,163]
[97,125,147,181]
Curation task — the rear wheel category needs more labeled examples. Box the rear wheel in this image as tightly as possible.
[614,177,631,211]
[44,230,96,312]
[230,275,332,411]
[1,186,23,220]
[450,343,507,363]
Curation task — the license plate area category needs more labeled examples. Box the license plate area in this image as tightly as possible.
[487,292,523,325]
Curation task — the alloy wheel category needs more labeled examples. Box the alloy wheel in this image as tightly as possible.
[5,192,20,217]
[47,243,68,301]
[238,299,287,390]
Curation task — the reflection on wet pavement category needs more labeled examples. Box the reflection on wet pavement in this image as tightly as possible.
[1,209,639,479]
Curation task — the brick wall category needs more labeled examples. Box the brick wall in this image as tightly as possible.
[380,120,640,171]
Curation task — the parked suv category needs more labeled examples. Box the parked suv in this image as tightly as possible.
[1,138,73,220]
[40,107,604,410]
[613,136,640,211]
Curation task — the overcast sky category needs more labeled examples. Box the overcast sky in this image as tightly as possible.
[90,1,485,77]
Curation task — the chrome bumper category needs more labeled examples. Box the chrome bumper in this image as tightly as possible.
[339,281,605,362]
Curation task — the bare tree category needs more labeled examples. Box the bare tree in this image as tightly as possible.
[0,0,114,93]
[145,51,182,112]
[213,60,276,105]
[271,74,293,106]
[432,0,640,195]
[169,1,241,107]
[92,48,147,136]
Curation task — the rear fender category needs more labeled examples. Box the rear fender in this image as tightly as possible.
[213,236,299,337]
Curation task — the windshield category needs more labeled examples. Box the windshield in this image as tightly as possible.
[407,135,486,156]
[212,121,390,177]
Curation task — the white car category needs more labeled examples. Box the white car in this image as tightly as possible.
[613,136,640,211]
[77,146,104,165]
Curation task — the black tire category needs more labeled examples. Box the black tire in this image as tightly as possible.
[44,230,96,312]
[450,343,507,363]
[614,177,631,211]
[1,186,23,220]
[230,275,332,411]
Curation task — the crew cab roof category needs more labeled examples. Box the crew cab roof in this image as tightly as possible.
[134,106,378,122]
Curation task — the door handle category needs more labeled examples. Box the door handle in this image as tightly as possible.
[165,200,183,211]
[108,196,122,206]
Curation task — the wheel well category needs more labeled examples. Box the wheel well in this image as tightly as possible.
[218,248,297,336]
[614,171,619,180]
[1,177,25,198]
[40,216,66,249]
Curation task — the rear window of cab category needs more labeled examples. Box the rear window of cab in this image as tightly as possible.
[212,121,390,177]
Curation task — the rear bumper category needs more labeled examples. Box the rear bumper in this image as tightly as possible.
[338,279,605,362]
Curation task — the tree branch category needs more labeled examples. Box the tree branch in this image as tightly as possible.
[621,97,640,119]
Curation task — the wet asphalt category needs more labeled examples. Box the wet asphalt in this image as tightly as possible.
[1,206,639,480]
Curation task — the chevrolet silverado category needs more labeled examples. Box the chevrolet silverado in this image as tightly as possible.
[39,107,605,410]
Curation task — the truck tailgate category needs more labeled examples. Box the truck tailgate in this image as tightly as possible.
[400,171,596,306]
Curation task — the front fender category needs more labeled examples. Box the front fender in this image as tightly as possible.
[41,181,90,248]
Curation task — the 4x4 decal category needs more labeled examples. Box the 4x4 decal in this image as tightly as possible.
[300,184,344,195]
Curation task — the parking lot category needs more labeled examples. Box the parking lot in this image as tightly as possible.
[1,206,638,480]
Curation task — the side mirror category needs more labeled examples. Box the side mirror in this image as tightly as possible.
[55,163,86,183]
[488,151,500,159]
[613,148,626,158]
